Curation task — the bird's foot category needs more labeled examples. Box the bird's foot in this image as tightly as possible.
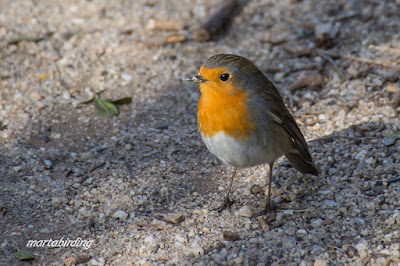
[254,201,277,217]
[212,197,235,213]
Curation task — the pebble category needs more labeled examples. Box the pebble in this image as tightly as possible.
[311,219,323,228]
[183,245,204,257]
[121,73,132,82]
[229,256,244,265]
[62,91,71,100]
[175,234,185,243]
[324,200,338,207]
[365,157,375,165]
[297,229,308,235]
[12,166,22,172]
[164,212,185,224]
[112,210,128,221]
[89,258,105,266]
[223,231,240,241]
[237,206,253,218]
[40,227,50,234]
[355,241,368,259]
[51,133,62,139]
[283,210,294,215]
[314,258,327,266]
[144,235,155,245]
[124,143,133,151]
[383,138,397,146]
[250,184,263,194]
[273,196,282,204]
[44,159,53,168]
[355,150,368,160]
[51,197,63,207]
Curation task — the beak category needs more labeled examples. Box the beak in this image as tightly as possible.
[186,75,206,83]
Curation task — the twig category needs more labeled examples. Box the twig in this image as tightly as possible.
[316,49,343,77]
[310,135,381,142]
[327,245,347,254]
[134,222,168,230]
[89,162,105,172]
[147,19,184,31]
[164,33,186,44]
[7,32,54,46]
[7,36,45,46]
[283,71,324,92]
[368,45,400,55]
[382,223,400,233]
[318,50,400,71]
[388,177,400,186]
[276,208,312,213]
[192,0,241,42]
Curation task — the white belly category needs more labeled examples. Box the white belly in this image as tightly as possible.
[201,132,284,168]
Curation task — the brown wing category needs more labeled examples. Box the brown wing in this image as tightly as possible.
[258,79,320,175]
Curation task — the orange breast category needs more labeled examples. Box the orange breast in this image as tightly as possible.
[198,82,257,140]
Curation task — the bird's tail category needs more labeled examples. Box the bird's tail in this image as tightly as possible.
[285,152,320,176]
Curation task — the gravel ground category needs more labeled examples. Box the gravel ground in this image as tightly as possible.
[1,0,400,265]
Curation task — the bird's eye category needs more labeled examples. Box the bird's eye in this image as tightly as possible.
[220,73,230,82]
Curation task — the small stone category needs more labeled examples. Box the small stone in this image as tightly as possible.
[42,136,51,143]
[121,73,132,82]
[183,245,204,257]
[355,150,368,160]
[112,210,128,221]
[365,157,375,165]
[40,227,50,234]
[283,210,294,215]
[12,166,22,173]
[250,184,263,194]
[360,229,369,237]
[144,235,155,244]
[80,152,94,160]
[237,206,253,218]
[346,245,358,257]
[258,217,270,230]
[314,258,327,266]
[64,253,90,266]
[325,200,338,207]
[355,242,368,259]
[124,143,133,151]
[44,159,53,168]
[319,190,332,195]
[1,239,9,248]
[229,256,244,265]
[62,90,71,100]
[311,219,323,228]
[223,231,240,241]
[164,213,185,224]
[383,138,397,147]
[273,196,282,204]
[88,258,105,266]
[175,234,185,243]
[51,133,62,139]
[297,229,308,235]
[51,197,63,207]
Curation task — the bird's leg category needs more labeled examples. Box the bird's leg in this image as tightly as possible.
[254,162,277,216]
[213,167,236,212]
[265,162,274,211]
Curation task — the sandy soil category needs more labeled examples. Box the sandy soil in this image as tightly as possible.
[1,0,400,265]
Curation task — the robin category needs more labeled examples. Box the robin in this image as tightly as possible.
[187,54,320,212]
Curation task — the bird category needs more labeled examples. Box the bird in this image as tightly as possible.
[187,54,320,213]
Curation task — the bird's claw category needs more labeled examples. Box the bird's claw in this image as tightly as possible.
[212,197,235,213]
